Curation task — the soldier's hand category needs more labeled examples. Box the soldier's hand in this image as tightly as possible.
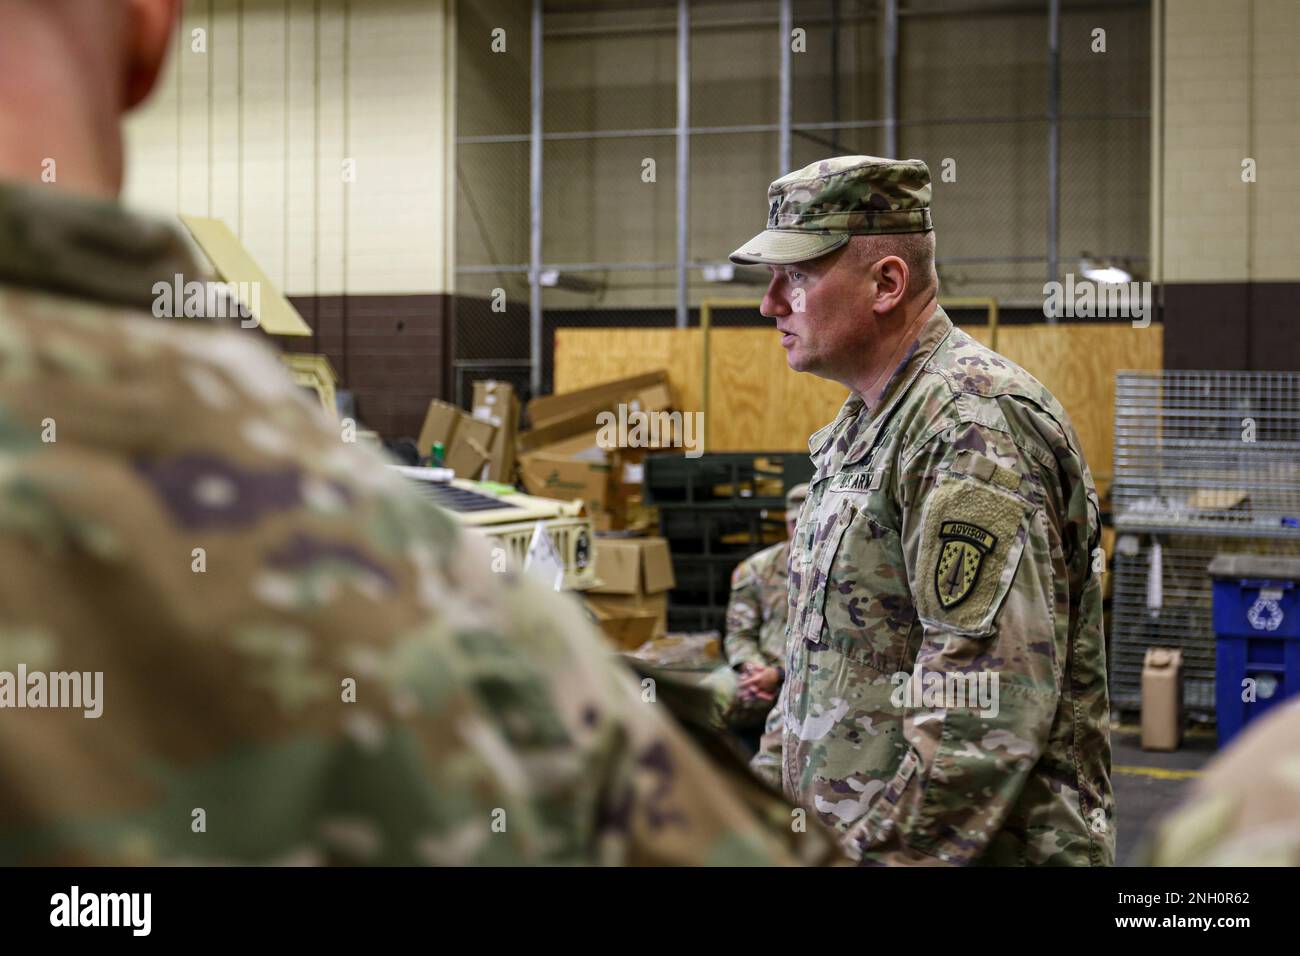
[739,665,781,696]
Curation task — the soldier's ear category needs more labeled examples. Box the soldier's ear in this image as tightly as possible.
[870,254,909,313]
[123,0,179,110]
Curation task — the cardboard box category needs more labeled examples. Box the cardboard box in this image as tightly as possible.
[416,400,462,459]
[622,495,658,535]
[517,371,673,455]
[519,453,610,513]
[1141,647,1183,751]
[585,597,658,651]
[416,399,498,480]
[471,380,520,483]
[627,382,673,416]
[447,416,496,478]
[528,370,667,428]
[590,535,674,635]
[588,591,668,637]
[591,536,675,595]
[533,429,604,461]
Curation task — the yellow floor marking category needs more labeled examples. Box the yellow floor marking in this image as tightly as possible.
[1113,723,1217,739]
[1114,765,1203,781]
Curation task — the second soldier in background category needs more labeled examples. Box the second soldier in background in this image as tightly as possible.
[706,483,808,736]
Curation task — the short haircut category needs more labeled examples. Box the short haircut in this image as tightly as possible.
[849,231,937,300]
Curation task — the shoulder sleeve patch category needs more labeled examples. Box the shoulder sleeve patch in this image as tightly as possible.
[914,467,1036,636]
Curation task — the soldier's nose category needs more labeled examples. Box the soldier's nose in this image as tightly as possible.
[760,278,790,319]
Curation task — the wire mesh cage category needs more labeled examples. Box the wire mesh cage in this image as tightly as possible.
[1109,371,1300,719]
[1113,371,1300,537]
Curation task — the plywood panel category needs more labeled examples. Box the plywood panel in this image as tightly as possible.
[553,322,1162,498]
[554,328,704,413]
[971,324,1163,496]
[707,328,849,451]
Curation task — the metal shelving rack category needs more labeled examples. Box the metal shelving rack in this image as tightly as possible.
[1109,371,1300,718]
[645,452,814,634]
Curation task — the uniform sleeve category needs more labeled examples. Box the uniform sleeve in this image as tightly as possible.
[722,556,766,670]
[843,421,1065,865]
[748,674,787,790]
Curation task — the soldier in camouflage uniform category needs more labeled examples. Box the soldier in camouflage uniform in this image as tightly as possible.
[706,483,808,731]
[0,0,843,866]
[1141,698,1300,866]
[731,156,1114,865]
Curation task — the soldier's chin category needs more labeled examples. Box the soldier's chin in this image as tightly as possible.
[785,346,813,373]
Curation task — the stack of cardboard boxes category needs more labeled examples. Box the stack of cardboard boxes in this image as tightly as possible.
[413,375,682,653]
[470,380,520,482]
[513,372,683,650]
[415,381,520,482]
[585,536,676,650]
[416,371,672,525]
[516,370,673,532]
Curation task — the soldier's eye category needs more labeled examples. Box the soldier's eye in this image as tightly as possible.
[791,271,805,281]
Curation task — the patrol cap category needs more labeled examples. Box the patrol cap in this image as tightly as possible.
[729,155,933,266]
[785,482,810,510]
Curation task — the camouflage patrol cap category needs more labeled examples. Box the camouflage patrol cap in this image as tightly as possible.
[785,483,809,510]
[729,155,932,266]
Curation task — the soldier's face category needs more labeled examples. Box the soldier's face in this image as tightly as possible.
[761,246,876,383]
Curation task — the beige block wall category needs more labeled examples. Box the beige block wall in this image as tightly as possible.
[1157,0,1300,282]
[124,0,456,297]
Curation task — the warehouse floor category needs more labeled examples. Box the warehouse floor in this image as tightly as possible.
[1111,723,1218,865]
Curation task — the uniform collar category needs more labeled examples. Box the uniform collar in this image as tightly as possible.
[808,392,865,459]
[0,181,207,312]
[808,303,954,464]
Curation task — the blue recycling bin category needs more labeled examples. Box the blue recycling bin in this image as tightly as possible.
[1208,554,1300,748]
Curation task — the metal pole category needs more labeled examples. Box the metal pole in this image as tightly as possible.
[830,0,841,153]
[1047,0,1060,305]
[675,0,690,328]
[778,0,792,172]
[529,0,543,394]
[882,0,898,157]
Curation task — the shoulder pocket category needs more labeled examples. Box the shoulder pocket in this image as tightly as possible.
[913,469,1036,637]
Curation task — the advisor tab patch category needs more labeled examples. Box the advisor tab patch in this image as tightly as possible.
[914,465,1036,636]
[935,521,996,609]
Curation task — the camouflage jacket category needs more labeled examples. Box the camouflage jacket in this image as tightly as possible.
[723,540,791,670]
[1141,699,1300,866]
[754,304,1114,866]
[0,182,842,866]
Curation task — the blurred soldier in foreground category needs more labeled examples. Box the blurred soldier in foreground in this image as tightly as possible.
[1141,699,1300,866]
[705,483,808,733]
[0,0,841,866]
[732,157,1113,865]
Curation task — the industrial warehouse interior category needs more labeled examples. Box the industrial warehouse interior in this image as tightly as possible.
[0,0,1295,927]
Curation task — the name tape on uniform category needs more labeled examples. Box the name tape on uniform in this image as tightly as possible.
[829,471,882,493]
